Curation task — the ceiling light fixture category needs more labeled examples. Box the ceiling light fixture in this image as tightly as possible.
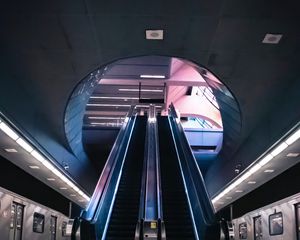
[211,124,300,207]
[145,30,164,40]
[140,75,165,79]
[29,165,40,169]
[16,138,33,153]
[286,153,299,157]
[0,122,19,140]
[0,116,91,204]
[262,34,282,44]
[247,181,256,184]
[90,96,139,100]
[4,148,18,153]
[87,104,131,107]
[118,88,163,93]
[88,116,125,120]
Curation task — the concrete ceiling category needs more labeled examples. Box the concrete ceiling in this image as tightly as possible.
[0,0,299,198]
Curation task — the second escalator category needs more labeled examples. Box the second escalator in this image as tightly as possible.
[158,116,196,240]
[105,116,147,240]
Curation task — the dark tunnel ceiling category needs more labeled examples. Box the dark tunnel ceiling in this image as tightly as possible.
[0,0,299,196]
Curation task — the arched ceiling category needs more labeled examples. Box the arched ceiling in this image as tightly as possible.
[0,0,299,196]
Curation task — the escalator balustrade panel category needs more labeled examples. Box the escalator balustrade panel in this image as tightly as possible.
[105,116,147,240]
[158,116,196,240]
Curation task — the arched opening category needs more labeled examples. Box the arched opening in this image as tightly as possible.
[65,55,241,174]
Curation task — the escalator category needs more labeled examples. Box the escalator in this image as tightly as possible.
[105,116,147,240]
[158,116,196,240]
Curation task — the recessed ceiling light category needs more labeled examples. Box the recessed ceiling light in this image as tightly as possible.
[59,187,67,190]
[286,153,299,157]
[225,196,232,199]
[4,148,18,153]
[47,178,56,181]
[70,194,76,197]
[262,34,282,44]
[247,181,256,184]
[29,165,40,169]
[235,190,244,193]
[264,169,274,173]
[145,30,164,40]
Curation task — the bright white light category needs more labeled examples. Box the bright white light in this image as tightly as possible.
[249,164,262,174]
[72,186,80,192]
[87,104,131,107]
[90,96,139,100]
[31,150,46,163]
[29,165,40,169]
[247,181,256,184]
[118,88,163,93]
[4,148,18,153]
[83,195,91,201]
[285,128,300,145]
[78,190,84,196]
[264,169,274,173]
[148,117,156,123]
[42,160,54,171]
[270,142,288,157]
[51,168,63,178]
[235,190,243,193]
[16,138,33,152]
[140,75,165,79]
[47,178,56,181]
[88,116,125,120]
[259,154,273,166]
[0,122,19,140]
[60,187,68,190]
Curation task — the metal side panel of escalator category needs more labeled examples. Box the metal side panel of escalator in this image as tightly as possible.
[158,116,196,240]
[104,116,147,240]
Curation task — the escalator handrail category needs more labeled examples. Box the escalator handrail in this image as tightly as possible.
[93,115,137,238]
[155,116,163,220]
[82,106,135,220]
[168,103,216,225]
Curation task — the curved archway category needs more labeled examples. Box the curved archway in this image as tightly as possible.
[64,55,241,165]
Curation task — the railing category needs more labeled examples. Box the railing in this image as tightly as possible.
[93,114,137,239]
[168,103,216,238]
[82,106,135,221]
[135,105,165,240]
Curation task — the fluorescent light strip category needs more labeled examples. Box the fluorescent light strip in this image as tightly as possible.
[0,116,91,204]
[87,103,131,107]
[285,128,300,145]
[212,124,300,206]
[118,88,163,93]
[270,142,288,157]
[90,122,123,126]
[0,122,19,140]
[16,138,33,152]
[90,96,139,100]
[140,74,165,79]
[88,116,125,120]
